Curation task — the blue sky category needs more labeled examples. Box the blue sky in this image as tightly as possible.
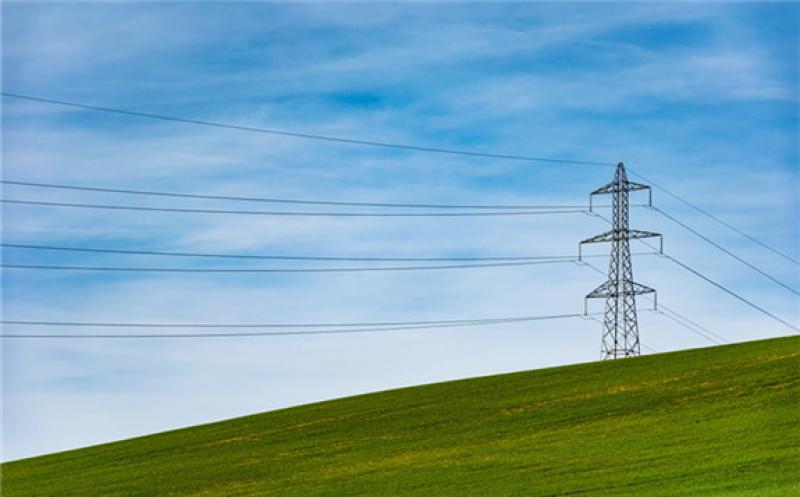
[2,2,798,460]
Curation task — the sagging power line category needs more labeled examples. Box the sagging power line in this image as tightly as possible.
[627,168,799,267]
[660,253,799,333]
[580,261,728,345]
[1,242,657,263]
[0,93,611,167]
[0,259,581,273]
[3,92,791,268]
[649,205,799,295]
[1,198,587,218]
[0,179,590,210]
[589,210,799,333]
[3,90,795,352]
[0,312,598,338]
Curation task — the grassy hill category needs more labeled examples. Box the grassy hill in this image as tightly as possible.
[3,336,798,497]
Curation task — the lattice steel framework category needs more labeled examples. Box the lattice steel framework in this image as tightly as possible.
[580,162,662,359]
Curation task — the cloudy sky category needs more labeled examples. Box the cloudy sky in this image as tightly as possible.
[2,2,798,461]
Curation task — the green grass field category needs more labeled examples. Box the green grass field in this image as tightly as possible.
[3,336,798,496]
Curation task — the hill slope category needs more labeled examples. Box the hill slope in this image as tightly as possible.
[3,336,798,497]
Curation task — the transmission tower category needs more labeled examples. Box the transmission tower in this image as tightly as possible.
[580,162,662,359]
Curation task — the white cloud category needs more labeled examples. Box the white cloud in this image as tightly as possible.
[2,1,798,461]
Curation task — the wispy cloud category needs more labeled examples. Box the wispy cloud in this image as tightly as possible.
[2,2,798,461]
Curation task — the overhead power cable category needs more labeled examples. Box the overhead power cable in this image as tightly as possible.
[0,180,588,210]
[589,209,798,296]
[589,211,799,333]
[5,94,791,268]
[650,205,799,295]
[1,93,612,167]
[579,261,728,345]
[627,167,799,266]
[660,254,799,333]
[640,343,658,353]
[656,306,725,344]
[0,314,577,329]
[583,313,662,353]
[1,199,586,218]
[0,259,576,273]
[651,308,721,345]
[0,312,596,338]
[0,242,656,263]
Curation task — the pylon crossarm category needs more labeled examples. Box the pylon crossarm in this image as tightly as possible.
[629,282,656,295]
[627,230,663,253]
[580,230,614,247]
[590,180,650,196]
[589,185,652,211]
[585,281,613,299]
[580,229,661,247]
[627,229,661,240]
[626,181,651,192]
[585,280,656,299]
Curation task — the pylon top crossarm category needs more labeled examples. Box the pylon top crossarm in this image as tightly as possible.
[589,183,652,211]
[590,181,650,196]
[588,162,653,210]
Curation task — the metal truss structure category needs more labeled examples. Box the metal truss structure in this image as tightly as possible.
[580,162,662,359]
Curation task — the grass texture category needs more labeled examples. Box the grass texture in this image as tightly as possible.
[3,336,798,496]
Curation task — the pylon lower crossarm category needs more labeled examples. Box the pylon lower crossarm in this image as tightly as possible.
[581,229,661,245]
[580,229,615,245]
[585,280,655,299]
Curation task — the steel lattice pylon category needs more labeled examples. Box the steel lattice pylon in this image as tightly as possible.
[580,162,662,359]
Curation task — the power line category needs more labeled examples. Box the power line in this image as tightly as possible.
[627,167,799,266]
[1,242,656,263]
[0,314,568,328]
[657,302,729,344]
[660,254,799,333]
[651,308,722,345]
[588,211,799,333]
[0,312,595,338]
[0,180,590,210]
[2,252,658,273]
[650,206,799,295]
[4,95,792,343]
[640,343,658,353]
[0,259,576,273]
[1,199,587,218]
[1,92,612,167]
[5,93,792,268]
[644,299,726,345]
[579,261,728,345]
